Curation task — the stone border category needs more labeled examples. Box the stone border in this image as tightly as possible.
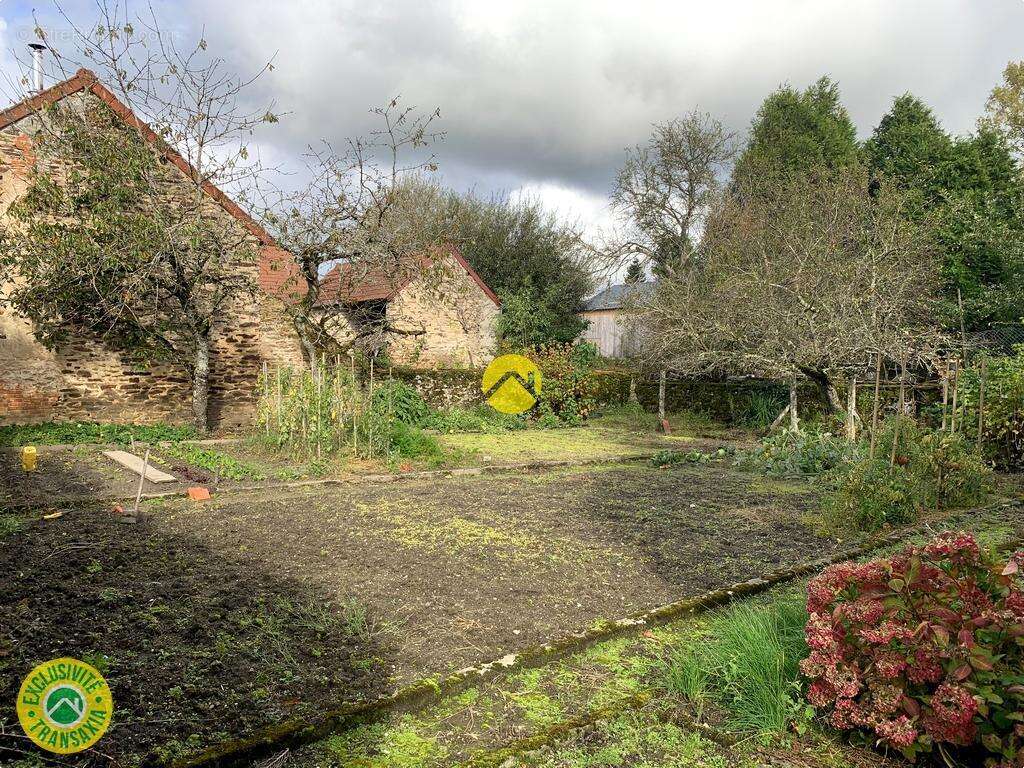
[161,499,1023,768]
[2,453,659,511]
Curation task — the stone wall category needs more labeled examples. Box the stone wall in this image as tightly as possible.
[592,369,827,424]
[0,91,305,430]
[390,365,485,409]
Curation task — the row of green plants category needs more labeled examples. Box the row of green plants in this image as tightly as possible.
[663,532,1024,767]
[0,420,196,447]
[740,417,993,532]
[253,366,450,467]
[159,442,266,481]
[959,346,1024,471]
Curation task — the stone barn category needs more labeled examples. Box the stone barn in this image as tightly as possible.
[0,68,306,428]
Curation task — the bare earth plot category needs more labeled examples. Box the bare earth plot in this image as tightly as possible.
[1,461,846,766]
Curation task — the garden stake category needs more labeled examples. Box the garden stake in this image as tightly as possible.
[941,360,949,431]
[276,365,283,437]
[978,356,987,451]
[950,359,960,434]
[657,369,666,423]
[316,355,322,461]
[958,288,969,362]
[262,361,270,438]
[846,372,857,442]
[368,357,375,459]
[335,355,343,454]
[130,448,150,522]
[869,352,882,459]
[351,352,357,455]
[789,377,799,432]
[889,356,907,470]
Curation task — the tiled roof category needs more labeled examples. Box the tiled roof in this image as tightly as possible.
[318,246,500,306]
[0,68,279,248]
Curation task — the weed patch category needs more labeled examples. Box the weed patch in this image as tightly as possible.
[663,593,809,734]
[0,421,196,447]
[160,442,266,481]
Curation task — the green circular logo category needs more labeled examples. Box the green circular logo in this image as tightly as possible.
[44,685,86,728]
[17,658,113,754]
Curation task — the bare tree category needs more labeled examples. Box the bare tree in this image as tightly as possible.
[258,100,451,362]
[611,111,736,277]
[632,163,944,413]
[0,3,277,431]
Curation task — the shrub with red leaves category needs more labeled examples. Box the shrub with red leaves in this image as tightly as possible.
[801,532,1024,765]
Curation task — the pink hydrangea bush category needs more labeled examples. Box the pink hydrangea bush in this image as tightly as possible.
[801,532,1024,765]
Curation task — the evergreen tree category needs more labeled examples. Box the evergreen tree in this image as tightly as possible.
[866,94,1024,329]
[733,76,859,188]
[624,259,645,284]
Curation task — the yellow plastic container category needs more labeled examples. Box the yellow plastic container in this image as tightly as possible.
[21,446,37,472]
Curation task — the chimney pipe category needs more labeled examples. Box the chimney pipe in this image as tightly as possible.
[28,43,46,93]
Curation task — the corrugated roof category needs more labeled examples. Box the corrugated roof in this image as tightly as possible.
[581,281,654,312]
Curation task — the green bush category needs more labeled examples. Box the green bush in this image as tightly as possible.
[522,342,598,426]
[419,405,526,434]
[370,380,429,426]
[959,347,1024,470]
[738,429,861,477]
[386,420,445,465]
[826,418,992,532]
[664,593,809,733]
[0,421,196,447]
[742,391,788,429]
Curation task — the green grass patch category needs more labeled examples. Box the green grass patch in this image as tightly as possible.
[663,592,809,734]
[0,421,196,447]
[0,514,24,539]
[160,443,266,481]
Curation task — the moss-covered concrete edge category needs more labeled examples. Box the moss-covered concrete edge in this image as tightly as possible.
[161,498,1023,768]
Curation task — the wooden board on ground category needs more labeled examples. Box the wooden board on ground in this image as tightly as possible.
[102,450,177,484]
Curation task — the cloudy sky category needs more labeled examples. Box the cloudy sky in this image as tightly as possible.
[1,0,1022,240]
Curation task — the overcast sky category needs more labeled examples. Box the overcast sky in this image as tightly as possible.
[1,0,1023,240]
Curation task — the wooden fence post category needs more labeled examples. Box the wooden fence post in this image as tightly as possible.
[658,370,666,423]
[789,377,799,432]
[869,353,882,459]
[845,373,858,442]
[977,357,987,451]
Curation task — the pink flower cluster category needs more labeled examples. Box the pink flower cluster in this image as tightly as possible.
[801,532,1024,762]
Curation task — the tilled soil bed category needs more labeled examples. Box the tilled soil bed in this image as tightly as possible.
[1,462,847,766]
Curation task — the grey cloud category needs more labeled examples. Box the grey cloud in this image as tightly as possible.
[11,0,1024,228]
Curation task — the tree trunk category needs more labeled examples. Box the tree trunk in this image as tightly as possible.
[192,335,211,434]
[799,367,843,413]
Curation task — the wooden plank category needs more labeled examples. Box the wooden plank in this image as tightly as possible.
[102,450,177,483]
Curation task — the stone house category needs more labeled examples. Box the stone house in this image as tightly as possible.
[0,69,501,427]
[316,248,500,369]
[0,69,306,428]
